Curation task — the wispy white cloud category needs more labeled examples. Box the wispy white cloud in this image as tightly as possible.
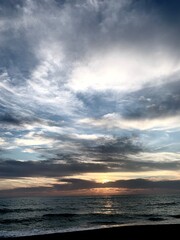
[128,151,180,163]
[0,177,58,190]
[68,49,180,93]
[79,114,180,131]
[72,133,113,140]
[15,135,54,147]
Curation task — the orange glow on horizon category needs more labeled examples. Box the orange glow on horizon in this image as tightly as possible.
[46,187,129,197]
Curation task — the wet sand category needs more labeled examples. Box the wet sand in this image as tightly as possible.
[1,224,179,240]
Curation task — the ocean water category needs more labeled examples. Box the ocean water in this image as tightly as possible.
[0,194,180,238]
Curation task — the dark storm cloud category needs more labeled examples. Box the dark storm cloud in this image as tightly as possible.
[0,159,108,178]
[37,134,143,164]
[32,133,179,173]
[54,178,100,191]
[0,186,53,197]
[1,178,180,197]
[105,158,180,172]
[108,178,180,190]
[55,178,180,191]
[1,153,179,179]
[87,137,142,155]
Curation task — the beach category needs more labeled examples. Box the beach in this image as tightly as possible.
[1,195,180,239]
[1,224,179,240]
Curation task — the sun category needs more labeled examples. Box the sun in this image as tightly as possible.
[102,178,110,184]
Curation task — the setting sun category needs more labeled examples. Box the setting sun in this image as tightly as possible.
[102,179,110,184]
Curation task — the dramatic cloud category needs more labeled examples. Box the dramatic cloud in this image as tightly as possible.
[0,159,109,178]
[1,178,180,197]
[0,0,180,196]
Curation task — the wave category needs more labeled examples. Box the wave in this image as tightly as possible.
[43,213,78,218]
[147,202,178,207]
[0,208,52,214]
[42,213,131,218]
[148,217,165,221]
[0,213,124,225]
[137,213,163,218]
[0,213,82,225]
[0,212,169,226]
[90,221,123,225]
[170,214,180,219]
[0,217,42,225]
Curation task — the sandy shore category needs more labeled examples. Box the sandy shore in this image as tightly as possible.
[1,224,179,239]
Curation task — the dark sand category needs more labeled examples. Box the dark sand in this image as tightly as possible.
[1,224,179,240]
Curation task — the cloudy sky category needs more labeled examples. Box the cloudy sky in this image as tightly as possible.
[0,0,180,197]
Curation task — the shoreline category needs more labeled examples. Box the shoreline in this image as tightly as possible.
[1,223,179,239]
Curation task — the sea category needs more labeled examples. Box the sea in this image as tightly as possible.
[0,194,180,238]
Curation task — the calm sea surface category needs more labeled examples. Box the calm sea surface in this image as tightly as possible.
[0,194,180,237]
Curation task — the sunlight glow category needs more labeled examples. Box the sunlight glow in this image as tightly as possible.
[101,179,111,184]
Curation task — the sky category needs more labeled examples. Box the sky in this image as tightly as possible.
[0,0,180,197]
